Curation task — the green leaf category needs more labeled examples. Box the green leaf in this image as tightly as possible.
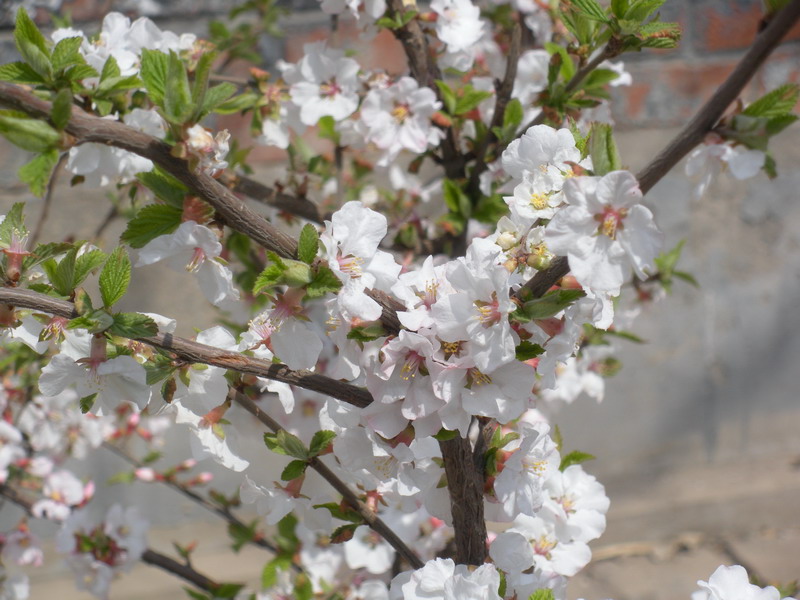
[503,98,523,131]
[136,168,189,208]
[588,122,621,175]
[515,289,586,321]
[281,459,308,481]
[18,149,59,197]
[14,7,52,80]
[0,62,46,85]
[0,203,27,250]
[742,84,800,119]
[252,264,285,295]
[23,241,71,271]
[297,224,320,264]
[611,0,630,17]
[443,179,471,218]
[308,430,336,456]
[43,245,78,295]
[529,589,555,600]
[545,42,576,82]
[317,115,339,143]
[191,50,217,112]
[261,557,293,590]
[71,249,107,291]
[624,0,666,22]
[454,86,494,115]
[433,428,459,441]
[213,90,259,115]
[571,0,609,21]
[305,266,342,299]
[51,88,73,130]
[140,49,169,107]
[79,393,97,413]
[68,309,114,334]
[276,430,308,459]
[435,80,457,116]
[109,312,158,338]
[98,246,131,308]
[0,112,61,153]
[227,519,258,553]
[515,340,545,361]
[347,321,386,342]
[312,502,364,523]
[263,433,288,456]
[100,54,121,82]
[559,450,596,470]
[120,204,183,248]
[581,68,621,90]
[163,51,193,124]
[51,36,84,72]
[200,82,237,116]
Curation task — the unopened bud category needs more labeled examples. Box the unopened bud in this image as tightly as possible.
[526,253,552,270]
[496,232,517,251]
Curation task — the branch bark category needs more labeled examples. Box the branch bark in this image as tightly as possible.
[0,286,373,409]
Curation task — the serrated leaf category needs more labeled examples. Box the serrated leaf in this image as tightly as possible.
[51,36,84,72]
[109,312,158,338]
[136,168,189,208]
[0,203,26,248]
[443,178,471,218]
[227,520,258,553]
[140,49,169,107]
[18,149,59,197]
[0,113,61,153]
[529,589,556,600]
[588,122,621,175]
[65,64,98,83]
[330,523,360,544]
[0,61,46,84]
[253,263,286,295]
[624,0,666,22]
[545,42,576,82]
[308,430,336,456]
[281,459,308,481]
[312,502,364,523]
[100,54,121,83]
[214,90,259,114]
[297,224,320,264]
[743,84,800,119]
[23,241,71,271]
[73,248,107,287]
[96,74,141,97]
[200,82,237,117]
[68,309,114,334]
[120,204,183,248]
[264,432,288,455]
[44,245,77,295]
[145,362,177,385]
[191,50,217,111]
[571,0,609,21]
[98,246,131,308]
[305,266,342,299]
[164,51,193,124]
[14,7,52,80]
[559,450,596,470]
[503,98,523,130]
[454,86,493,115]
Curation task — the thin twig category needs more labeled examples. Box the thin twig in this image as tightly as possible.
[30,153,67,246]
[0,484,222,593]
[102,441,299,565]
[0,287,374,409]
[222,172,326,223]
[232,390,425,570]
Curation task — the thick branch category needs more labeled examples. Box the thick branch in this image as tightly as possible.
[0,287,373,409]
[233,391,425,569]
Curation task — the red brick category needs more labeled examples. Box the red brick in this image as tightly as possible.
[697,2,800,53]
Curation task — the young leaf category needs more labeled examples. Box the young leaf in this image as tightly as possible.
[50,88,73,130]
[51,36,84,72]
[281,459,308,481]
[98,246,131,308]
[0,113,61,153]
[14,7,52,81]
[136,168,189,208]
[109,312,159,338]
[120,204,183,248]
[297,224,320,264]
[559,450,596,470]
[515,341,545,361]
[308,430,336,456]
[191,50,217,111]
[435,80,457,115]
[588,122,622,175]
[742,84,800,119]
[163,51,193,124]
[0,62,46,85]
[277,430,309,460]
[79,393,97,414]
[200,82,237,117]
[140,49,169,107]
[305,266,342,299]
[18,149,59,197]
[571,0,610,22]
[454,86,493,115]
[516,289,586,321]
[73,248,107,287]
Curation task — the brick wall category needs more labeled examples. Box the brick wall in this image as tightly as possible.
[0,0,797,131]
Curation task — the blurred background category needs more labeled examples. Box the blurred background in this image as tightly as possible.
[0,0,798,598]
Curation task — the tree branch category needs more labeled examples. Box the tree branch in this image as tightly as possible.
[232,390,425,569]
[220,172,327,224]
[0,286,373,409]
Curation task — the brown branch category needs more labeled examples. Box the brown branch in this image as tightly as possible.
[636,0,800,195]
[30,153,67,246]
[515,0,800,302]
[439,435,487,565]
[221,172,327,224]
[0,286,373,409]
[232,390,425,569]
[0,484,221,594]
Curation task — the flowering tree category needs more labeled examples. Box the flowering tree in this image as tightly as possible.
[0,0,798,599]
